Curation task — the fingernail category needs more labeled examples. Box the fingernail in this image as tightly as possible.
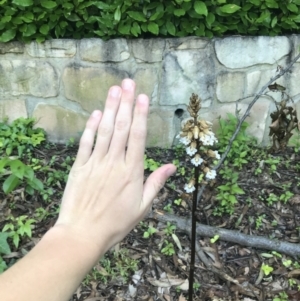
[92,110,100,117]
[166,166,176,177]
[110,87,121,97]
[122,79,134,90]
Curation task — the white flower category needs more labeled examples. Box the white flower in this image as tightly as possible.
[200,133,218,146]
[179,136,191,146]
[214,151,221,160]
[205,169,217,180]
[184,183,195,193]
[191,154,203,166]
[186,146,197,156]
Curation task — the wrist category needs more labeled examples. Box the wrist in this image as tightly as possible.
[44,224,105,267]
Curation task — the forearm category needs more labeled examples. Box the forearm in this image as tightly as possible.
[0,226,103,301]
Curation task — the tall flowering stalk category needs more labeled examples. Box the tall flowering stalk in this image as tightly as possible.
[177,94,219,301]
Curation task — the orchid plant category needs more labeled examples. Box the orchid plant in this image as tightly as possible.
[177,93,220,300]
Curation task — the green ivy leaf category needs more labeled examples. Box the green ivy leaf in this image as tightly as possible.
[271,16,277,28]
[40,0,57,9]
[166,20,176,35]
[39,24,49,35]
[265,0,279,8]
[9,159,25,179]
[127,11,147,22]
[0,233,11,255]
[174,8,185,16]
[12,233,20,248]
[0,29,16,43]
[12,0,33,6]
[0,158,8,172]
[114,6,121,22]
[206,12,215,27]
[2,16,11,23]
[23,23,36,37]
[249,0,261,5]
[27,177,44,192]
[194,1,208,16]
[130,22,141,37]
[220,4,241,14]
[3,174,20,194]
[231,184,245,194]
[148,22,159,35]
[287,3,298,12]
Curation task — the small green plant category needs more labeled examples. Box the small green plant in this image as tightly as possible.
[34,207,50,222]
[288,278,297,288]
[282,259,292,268]
[254,167,262,175]
[289,130,300,153]
[144,155,161,171]
[66,137,75,148]
[161,240,175,256]
[279,191,294,203]
[2,215,36,248]
[143,226,157,239]
[255,214,265,230]
[261,263,273,276]
[0,158,44,195]
[172,159,186,176]
[193,282,200,291]
[214,177,244,216]
[266,193,278,205]
[164,222,176,236]
[0,117,45,157]
[83,249,138,286]
[163,203,173,213]
[0,233,11,274]
[273,291,288,301]
[217,113,256,169]
[174,198,182,206]
[265,156,280,174]
[210,235,219,244]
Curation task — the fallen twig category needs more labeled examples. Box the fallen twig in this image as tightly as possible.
[150,212,300,256]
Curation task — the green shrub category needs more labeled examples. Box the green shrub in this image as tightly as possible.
[1,0,300,42]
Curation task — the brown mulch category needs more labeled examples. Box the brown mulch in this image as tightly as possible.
[1,143,300,301]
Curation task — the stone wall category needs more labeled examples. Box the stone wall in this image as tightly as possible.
[0,36,300,148]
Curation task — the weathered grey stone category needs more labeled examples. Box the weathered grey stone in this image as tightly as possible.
[0,60,58,97]
[288,63,300,98]
[26,40,76,57]
[160,50,215,107]
[0,42,24,54]
[199,99,273,144]
[0,61,12,93]
[246,69,286,103]
[63,64,128,112]
[32,104,88,143]
[130,39,165,62]
[0,99,27,122]
[147,107,175,147]
[215,36,291,68]
[216,72,245,103]
[80,38,130,62]
[290,35,300,62]
[133,68,158,101]
[167,37,209,50]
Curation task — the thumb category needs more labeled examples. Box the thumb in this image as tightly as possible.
[143,164,176,207]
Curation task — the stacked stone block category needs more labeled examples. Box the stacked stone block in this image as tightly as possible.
[0,36,300,147]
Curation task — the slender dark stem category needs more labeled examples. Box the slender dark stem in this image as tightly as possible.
[188,147,200,301]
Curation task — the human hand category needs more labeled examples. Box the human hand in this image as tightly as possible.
[54,79,176,255]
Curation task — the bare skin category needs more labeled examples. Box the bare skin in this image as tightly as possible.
[0,79,176,301]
